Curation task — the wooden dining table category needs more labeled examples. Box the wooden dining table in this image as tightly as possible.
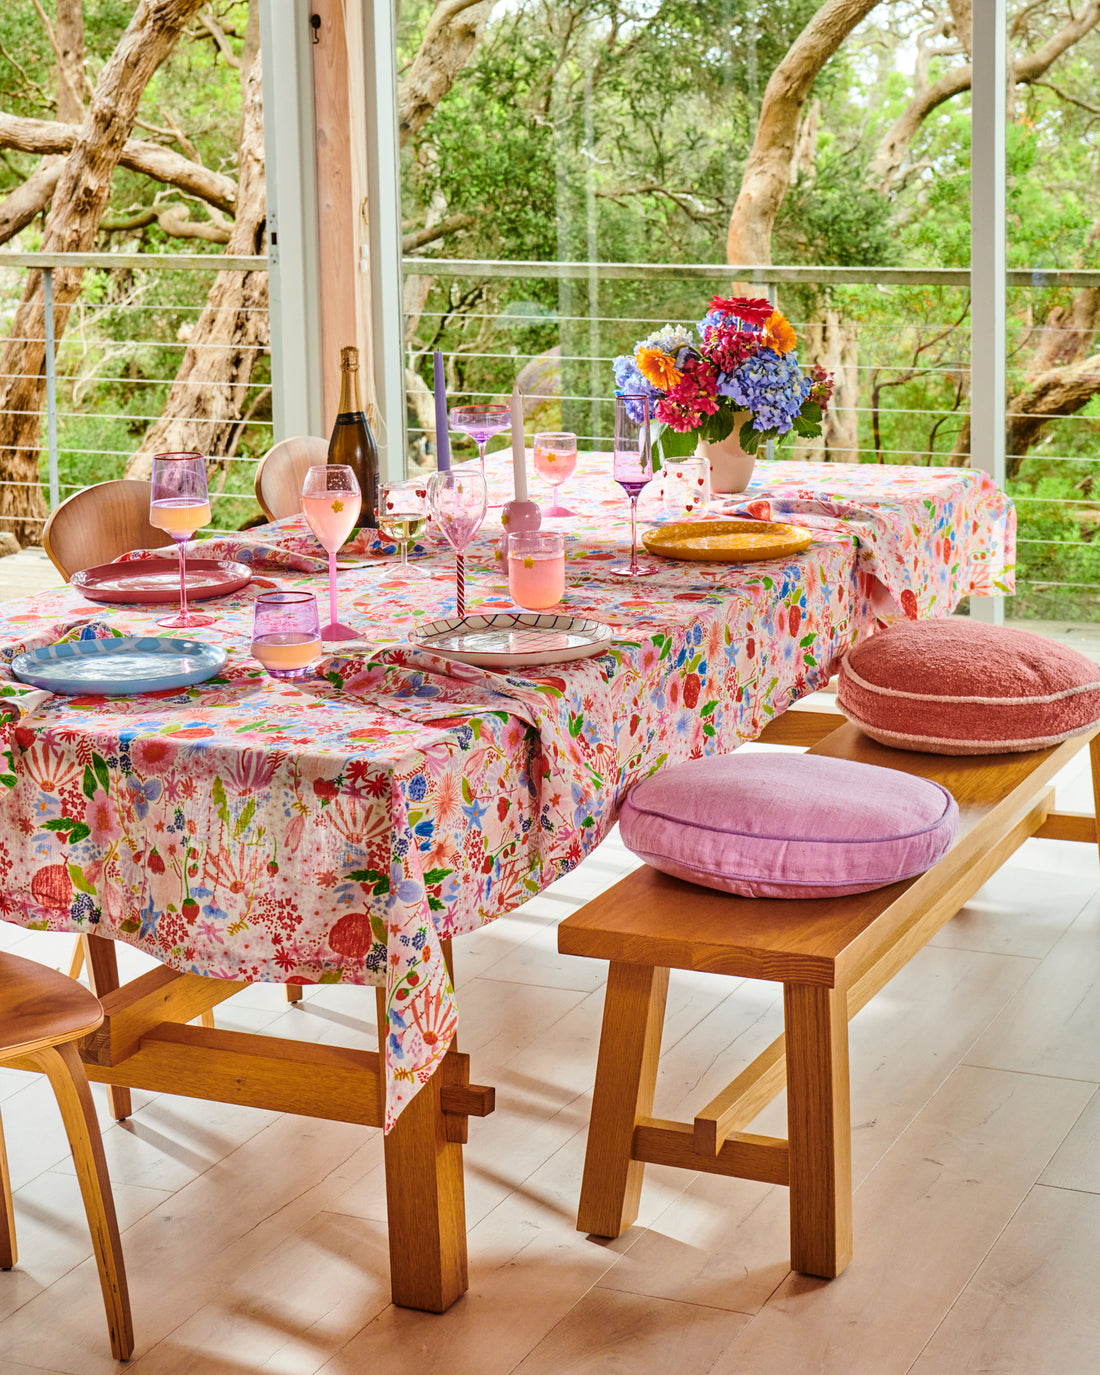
[0,452,1014,1311]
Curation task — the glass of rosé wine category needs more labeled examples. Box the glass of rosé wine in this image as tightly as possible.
[301,464,360,641]
[532,431,578,517]
[150,451,215,629]
[252,591,322,679]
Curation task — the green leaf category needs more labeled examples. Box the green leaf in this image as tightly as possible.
[319,971,343,984]
[421,867,451,885]
[67,823,91,844]
[92,753,110,793]
[792,414,822,438]
[461,777,474,803]
[69,863,96,895]
[428,895,446,911]
[369,914,388,947]
[800,633,816,646]
[738,418,761,451]
[0,774,16,789]
[656,425,696,461]
[800,401,822,423]
[82,765,98,800]
[44,817,77,832]
[212,776,229,826]
[700,699,718,716]
[234,796,257,837]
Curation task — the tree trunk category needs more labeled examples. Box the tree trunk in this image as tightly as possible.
[398,0,498,146]
[0,0,205,544]
[726,0,879,267]
[127,0,266,483]
[792,309,860,462]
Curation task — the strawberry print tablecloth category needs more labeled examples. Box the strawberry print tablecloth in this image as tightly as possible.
[0,454,1014,1127]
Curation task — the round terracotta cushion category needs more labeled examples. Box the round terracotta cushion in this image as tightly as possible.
[619,751,958,899]
[838,620,1100,755]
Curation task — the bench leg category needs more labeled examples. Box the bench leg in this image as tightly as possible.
[784,981,853,1279]
[376,989,468,1312]
[577,962,669,1239]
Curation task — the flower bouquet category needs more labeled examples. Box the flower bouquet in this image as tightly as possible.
[613,295,833,463]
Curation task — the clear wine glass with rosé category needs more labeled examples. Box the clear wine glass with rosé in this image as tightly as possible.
[251,591,322,679]
[508,530,565,610]
[532,431,578,517]
[428,468,488,618]
[449,404,510,481]
[149,451,215,629]
[611,394,658,579]
[301,464,360,641]
[378,479,430,581]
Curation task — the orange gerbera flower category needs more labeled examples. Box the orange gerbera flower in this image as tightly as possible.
[635,345,682,390]
[763,311,797,355]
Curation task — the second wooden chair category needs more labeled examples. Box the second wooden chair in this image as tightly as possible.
[254,436,328,522]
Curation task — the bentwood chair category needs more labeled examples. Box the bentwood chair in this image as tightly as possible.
[254,436,328,521]
[0,952,133,1359]
[42,478,174,581]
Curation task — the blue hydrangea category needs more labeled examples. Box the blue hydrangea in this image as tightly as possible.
[406,775,427,802]
[723,349,811,433]
[613,355,662,424]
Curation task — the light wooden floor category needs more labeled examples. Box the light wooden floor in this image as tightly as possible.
[0,737,1096,1373]
[1,549,1098,1370]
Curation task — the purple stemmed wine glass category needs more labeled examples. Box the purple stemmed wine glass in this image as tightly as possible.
[449,404,511,481]
[611,394,658,579]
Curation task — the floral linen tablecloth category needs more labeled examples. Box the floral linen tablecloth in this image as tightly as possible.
[0,455,1013,1127]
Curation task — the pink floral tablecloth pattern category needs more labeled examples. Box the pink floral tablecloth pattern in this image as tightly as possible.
[0,455,1014,1126]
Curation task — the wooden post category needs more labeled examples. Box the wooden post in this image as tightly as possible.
[784,981,853,1278]
[310,0,368,429]
[576,962,669,1239]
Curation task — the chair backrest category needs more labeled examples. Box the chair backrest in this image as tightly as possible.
[254,436,328,521]
[42,479,175,582]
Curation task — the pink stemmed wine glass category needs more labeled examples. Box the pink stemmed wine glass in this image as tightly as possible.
[533,431,578,517]
[301,464,360,641]
[150,451,215,629]
[428,468,488,618]
[449,404,510,481]
[611,394,658,579]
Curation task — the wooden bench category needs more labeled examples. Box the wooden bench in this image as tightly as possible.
[557,719,1100,1279]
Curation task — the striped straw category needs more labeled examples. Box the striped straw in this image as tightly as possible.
[455,553,465,618]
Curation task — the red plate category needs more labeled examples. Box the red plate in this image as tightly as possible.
[71,558,252,604]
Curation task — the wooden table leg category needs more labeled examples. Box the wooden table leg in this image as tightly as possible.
[82,937,132,1120]
[783,981,853,1278]
[577,962,670,1240]
[376,988,468,1312]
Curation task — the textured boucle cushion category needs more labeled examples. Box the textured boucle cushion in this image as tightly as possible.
[837,620,1100,755]
[619,752,958,899]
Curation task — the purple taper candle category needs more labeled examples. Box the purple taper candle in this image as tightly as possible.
[433,350,451,471]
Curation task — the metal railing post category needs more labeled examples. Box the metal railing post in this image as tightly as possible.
[41,266,59,510]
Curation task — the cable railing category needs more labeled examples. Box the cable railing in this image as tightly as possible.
[403,257,1100,621]
[0,250,1094,622]
[0,250,269,530]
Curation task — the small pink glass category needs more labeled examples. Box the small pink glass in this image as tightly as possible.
[251,591,322,679]
[532,432,578,517]
[508,531,565,610]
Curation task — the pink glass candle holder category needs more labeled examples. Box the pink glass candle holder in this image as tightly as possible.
[251,590,322,679]
[508,530,565,610]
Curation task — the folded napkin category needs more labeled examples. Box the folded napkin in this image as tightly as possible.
[0,619,124,721]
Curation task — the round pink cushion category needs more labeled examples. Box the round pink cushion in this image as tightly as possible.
[838,620,1100,755]
[619,752,958,899]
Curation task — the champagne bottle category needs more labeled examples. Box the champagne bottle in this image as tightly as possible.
[328,345,379,528]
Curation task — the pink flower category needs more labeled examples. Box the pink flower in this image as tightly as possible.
[131,736,176,777]
[84,791,122,846]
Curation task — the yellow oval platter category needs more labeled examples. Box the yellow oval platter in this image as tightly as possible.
[641,518,814,563]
